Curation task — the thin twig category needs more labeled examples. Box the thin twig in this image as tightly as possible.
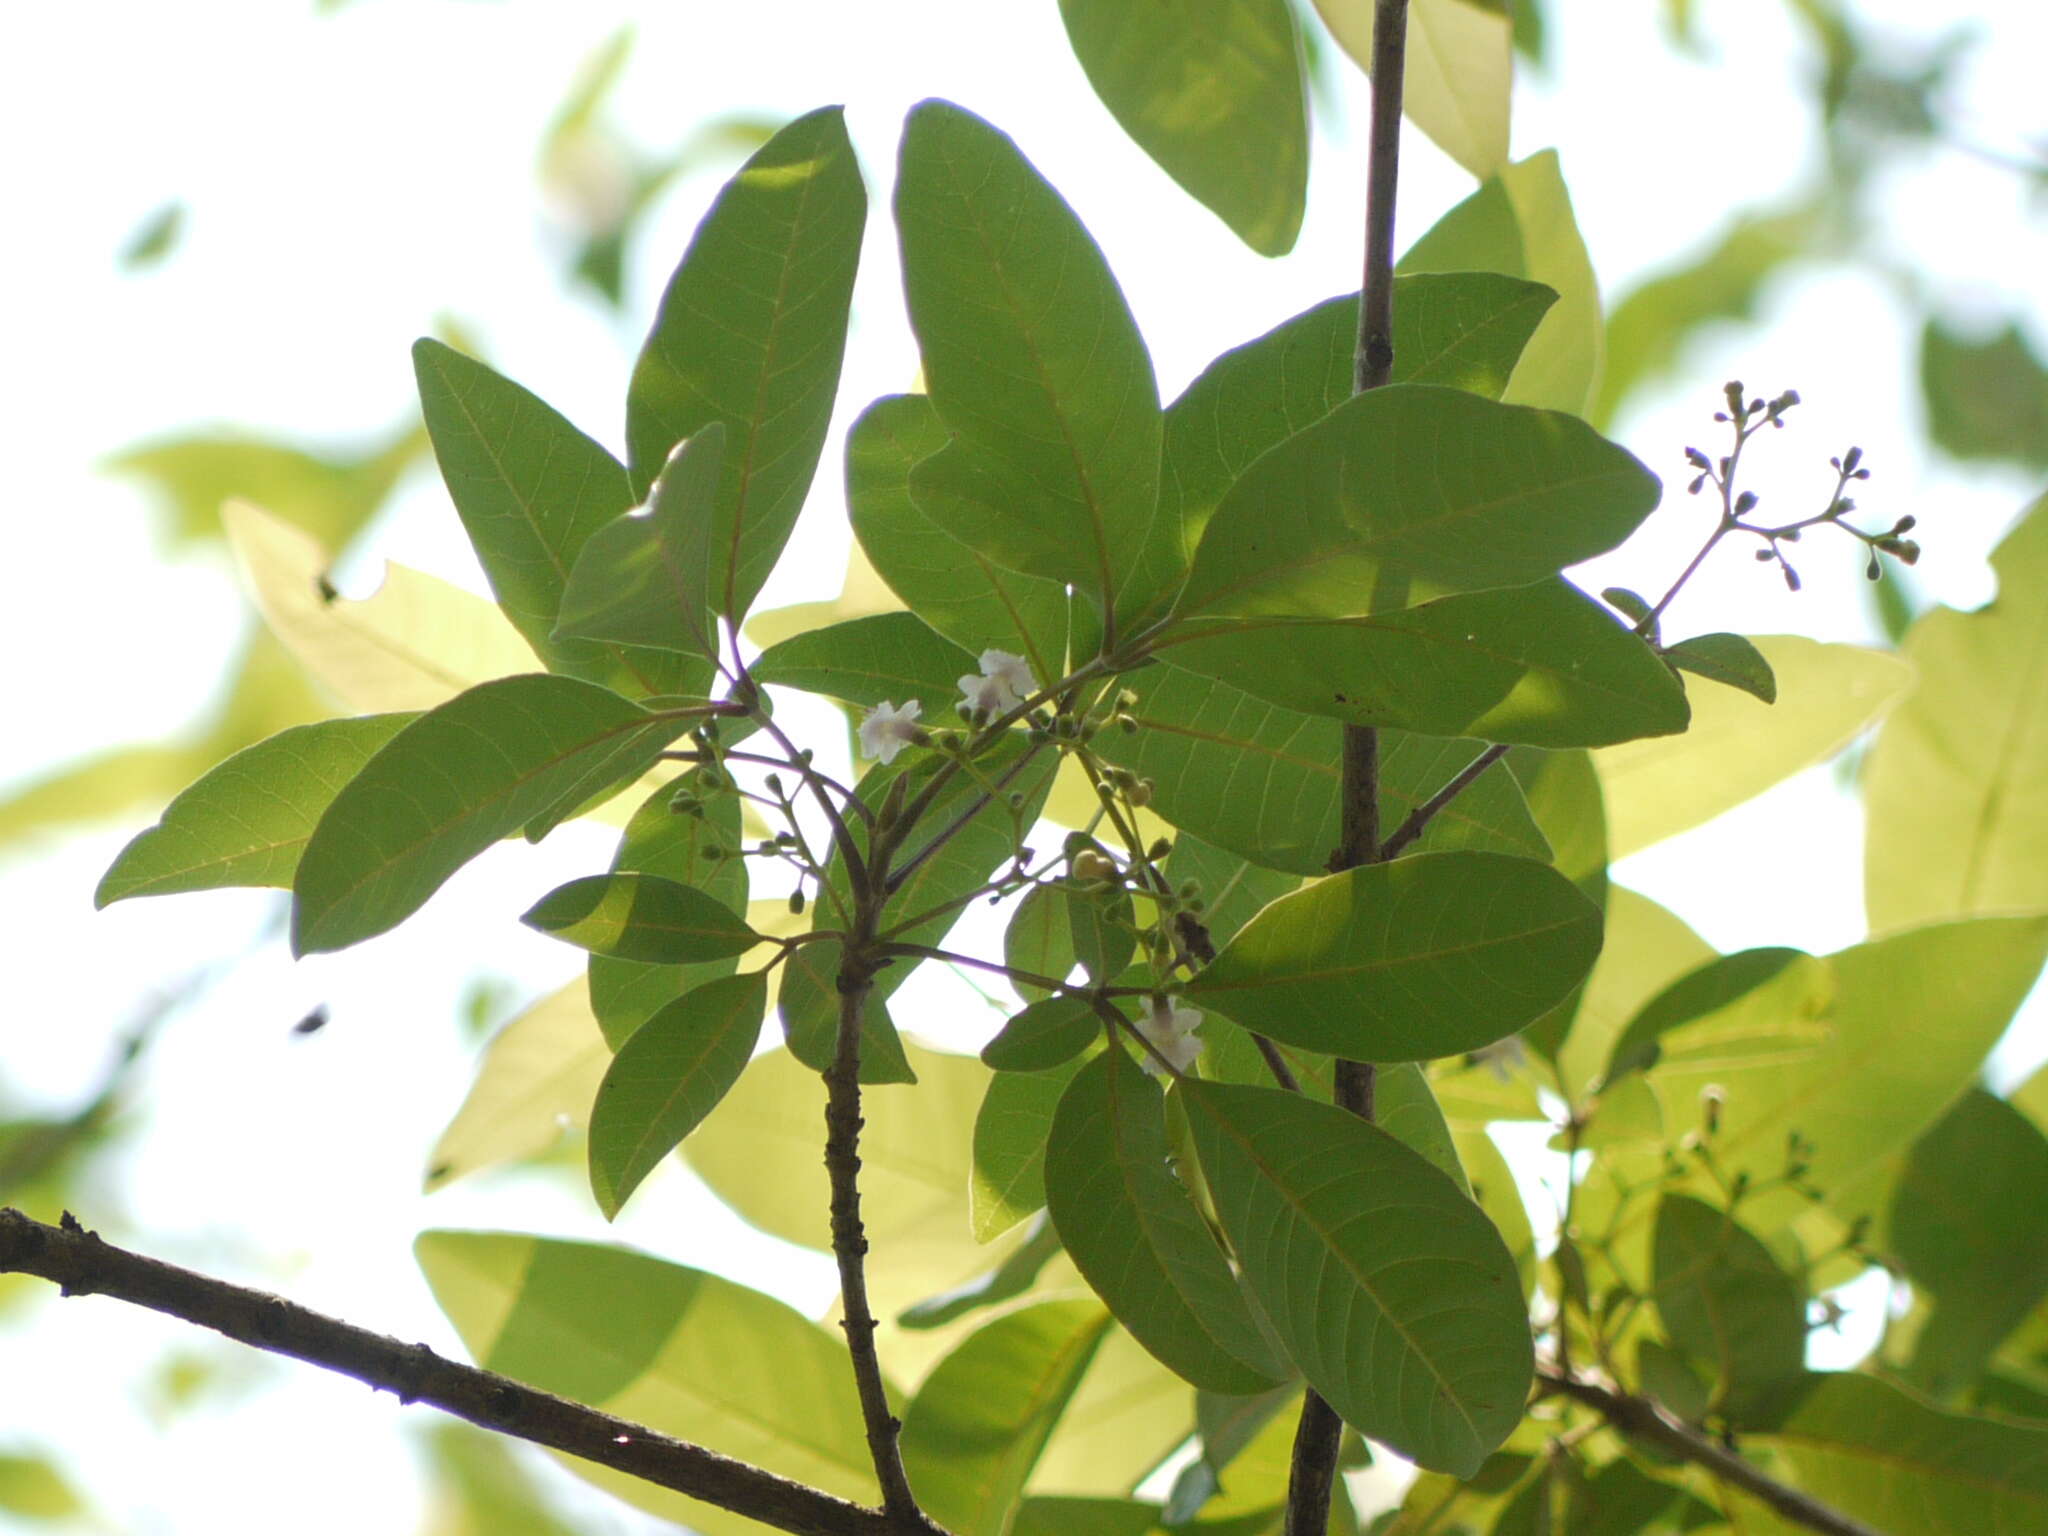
[0,1208,914,1536]
[824,947,940,1532]
[1536,1367,1882,1536]
[1290,4,1408,1532]
[1377,742,1513,861]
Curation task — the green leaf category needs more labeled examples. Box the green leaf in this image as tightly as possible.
[983,996,1100,1073]
[1400,152,1603,416]
[1644,917,2048,1236]
[1921,319,2048,471]
[1097,665,1550,876]
[412,339,695,698]
[1652,1194,1808,1421]
[1865,494,2048,932]
[1189,851,1603,1060]
[588,770,748,1049]
[1504,745,1608,1060]
[0,1452,83,1522]
[1312,0,1512,178]
[1594,635,1911,858]
[1005,883,1082,1001]
[291,675,681,954]
[973,1054,1088,1241]
[1163,833,1301,948]
[522,873,760,964]
[1183,1078,1532,1476]
[96,714,412,905]
[588,970,765,1218]
[1159,274,1555,586]
[553,424,724,662]
[425,981,608,1192]
[1749,1373,2048,1535]
[1376,1062,1472,1195]
[1603,947,1835,1086]
[1661,631,1776,704]
[1059,0,1307,256]
[898,1214,1066,1330]
[624,105,865,620]
[899,1299,1113,1536]
[1067,881,1136,984]
[416,1232,880,1532]
[847,394,1069,689]
[1157,580,1689,747]
[1554,887,1713,1106]
[895,100,1168,629]
[752,611,980,716]
[1891,1088,2048,1397]
[1046,1044,1289,1394]
[1174,386,1658,620]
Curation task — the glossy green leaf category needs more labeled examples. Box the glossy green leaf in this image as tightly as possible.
[416,1231,880,1532]
[1750,1373,2048,1535]
[973,1054,1087,1242]
[1060,0,1307,256]
[1891,1088,2048,1397]
[1662,632,1776,703]
[1594,635,1911,858]
[1189,851,1603,1060]
[1313,0,1512,179]
[588,770,748,1049]
[291,675,681,954]
[983,996,1099,1073]
[752,611,980,716]
[624,106,865,621]
[588,970,765,1217]
[1158,273,1556,593]
[1865,494,2048,931]
[1097,664,1549,876]
[412,339,695,698]
[1603,947,1834,1086]
[553,424,724,662]
[1175,385,1658,620]
[1645,917,2048,1235]
[96,714,412,905]
[1652,1194,1807,1421]
[899,1299,1113,1536]
[1400,152,1603,416]
[1046,1045,1288,1393]
[781,739,1055,1084]
[847,394,1069,689]
[896,99,1168,628]
[1184,1078,1532,1476]
[1157,579,1689,747]
[522,872,759,963]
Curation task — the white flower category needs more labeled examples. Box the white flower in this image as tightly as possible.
[858,699,923,764]
[1137,995,1204,1076]
[958,649,1037,721]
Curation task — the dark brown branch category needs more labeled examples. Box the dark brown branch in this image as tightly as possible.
[1377,742,1513,861]
[1293,4,1410,1533]
[1537,1368,1883,1536]
[826,957,942,1532]
[0,1208,909,1536]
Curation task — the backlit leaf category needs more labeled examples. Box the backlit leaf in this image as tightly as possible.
[1174,386,1658,619]
[983,996,1099,1073]
[1310,0,1511,178]
[974,1054,1088,1242]
[625,106,865,621]
[1184,1078,1532,1476]
[425,981,608,1192]
[1652,1194,1807,1421]
[752,611,979,716]
[1189,851,1603,1060]
[1046,1045,1289,1393]
[1661,632,1776,703]
[97,714,411,905]
[588,970,765,1217]
[522,872,759,964]
[292,675,683,953]
[1060,0,1308,256]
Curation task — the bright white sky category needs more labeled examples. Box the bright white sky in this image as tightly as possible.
[2,2,2045,1531]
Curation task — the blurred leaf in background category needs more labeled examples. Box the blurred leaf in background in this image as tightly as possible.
[1920,318,2048,471]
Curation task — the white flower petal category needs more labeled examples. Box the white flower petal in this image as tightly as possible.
[977,649,1036,710]
[858,700,923,764]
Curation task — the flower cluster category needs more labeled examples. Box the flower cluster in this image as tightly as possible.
[1137,995,1204,1076]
